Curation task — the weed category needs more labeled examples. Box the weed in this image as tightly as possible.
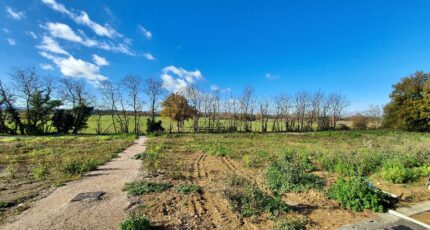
[276,217,308,230]
[0,201,11,209]
[223,177,289,217]
[265,151,323,193]
[175,184,202,194]
[123,181,172,196]
[119,215,150,230]
[31,164,49,180]
[327,176,393,212]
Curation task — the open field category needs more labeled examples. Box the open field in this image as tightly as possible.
[0,135,135,224]
[128,131,430,229]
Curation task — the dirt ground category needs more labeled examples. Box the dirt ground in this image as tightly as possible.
[1,137,146,230]
[135,150,373,229]
[412,210,430,224]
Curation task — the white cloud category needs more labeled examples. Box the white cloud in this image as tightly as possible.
[27,31,38,39]
[37,36,69,55]
[41,0,120,39]
[7,38,16,46]
[161,66,203,92]
[40,51,108,84]
[41,0,70,15]
[3,28,10,34]
[92,54,109,66]
[143,53,155,60]
[138,25,152,39]
[44,22,97,47]
[211,85,219,91]
[6,6,25,20]
[40,63,54,70]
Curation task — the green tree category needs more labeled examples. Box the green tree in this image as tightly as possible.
[383,71,430,131]
[160,93,196,132]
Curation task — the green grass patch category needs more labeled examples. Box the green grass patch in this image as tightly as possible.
[175,184,202,194]
[119,215,150,230]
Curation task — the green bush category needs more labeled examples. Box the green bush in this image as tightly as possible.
[223,179,289,217]
[327,176,392,212]
[0,200,11,209]
[31,164,49,180]
[276,217,308,230]
[379,163,419,184]
[123,181,172,196]
[120,215,150,230]
[175,184,202,194]
[61,159,102,176]
[265,151,323,193]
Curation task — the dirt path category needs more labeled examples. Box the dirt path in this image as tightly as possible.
[2,136,147,230]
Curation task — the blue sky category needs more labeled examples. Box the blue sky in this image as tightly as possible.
[2,0,430,112]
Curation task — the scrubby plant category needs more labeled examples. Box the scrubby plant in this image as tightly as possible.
[223,184,289,217]
[202,143,232,157]
[61,159,102,176]
[123,181,172,196]
[265,151,323,193]
[175,184,202,194]
[276,216,308,230]
[120,215,150,230]
[31,164,49,180]
[0,200,11,209]
[327,176,393,212]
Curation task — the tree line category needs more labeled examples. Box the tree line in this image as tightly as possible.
[1,67,428,135]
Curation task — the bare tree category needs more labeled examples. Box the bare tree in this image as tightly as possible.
[366,104,383,129]
[258,97,270,132]
[122,75,143,134]
[144,77,164,123]
[240,86,255,132]
[99,81,119,133]
[330,93,349,129]
[185,86,203,132]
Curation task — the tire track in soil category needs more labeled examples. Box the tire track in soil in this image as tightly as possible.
[221,157,253,181]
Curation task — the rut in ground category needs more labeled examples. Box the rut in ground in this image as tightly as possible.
[2,137,147,230]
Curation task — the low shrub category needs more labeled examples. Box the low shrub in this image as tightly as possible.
[276,216,308,230]
[31,164,49,180]
[265,151,323,193]
[61,159,102,176]
[123,181,172,196]
[327,176,393,212]
[202,143,232,157]
[120,215,150,230]
[175,184,202,194]
[223,177,289,217]
[0,200,11,209]
[242,151,272,168]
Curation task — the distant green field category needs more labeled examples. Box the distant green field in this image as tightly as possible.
[83,115,329,134]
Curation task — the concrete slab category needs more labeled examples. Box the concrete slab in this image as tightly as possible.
[70,191,105,202]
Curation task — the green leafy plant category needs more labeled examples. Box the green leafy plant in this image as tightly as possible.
[31,164,49,180]
[265,151,323,193]
[327,176,393,212]
[119,215,150,230]
[175,184,202,194]
[123,181,172,196]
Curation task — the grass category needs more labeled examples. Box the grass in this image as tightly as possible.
[120,215,150,230]
[175,184,202,194]
[123,181,173,196]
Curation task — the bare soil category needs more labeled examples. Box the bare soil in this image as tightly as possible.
[135,151,373,229]
[1,137,146,230]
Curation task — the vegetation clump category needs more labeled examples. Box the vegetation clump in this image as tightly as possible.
[223,176,289,217]
[276,217,309,230]
[123,181,172,196]
[119,215,150,230]
[327,176,393,212]
[175,184,202,194]
[265,151,323,193]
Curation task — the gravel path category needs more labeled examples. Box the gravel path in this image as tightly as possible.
[3,136,146,230]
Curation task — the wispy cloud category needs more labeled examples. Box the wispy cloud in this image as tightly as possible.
[44,22,97,47]
[37,36,69,55]
[41,0,120,39]
[265,73,280,80]
[161,66,203,92]
[143,53,155,60]
[6,6,25,20]
[92,54,109,66]
[138,25,152,39]
[3,28,10,34]
[27,31,38,39]
[40,63,54,70]
[6,38,16,46]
